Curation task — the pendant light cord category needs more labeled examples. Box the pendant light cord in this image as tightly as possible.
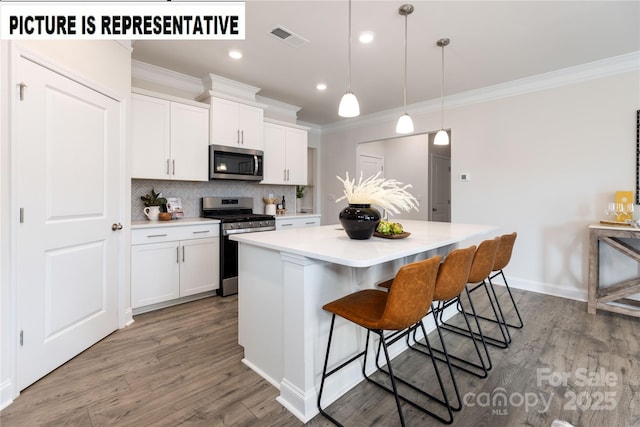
[347,0,352,91]
[440,43,444,129]
[403,13,408,113]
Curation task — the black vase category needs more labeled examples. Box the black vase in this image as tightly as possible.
[339,204,381,240]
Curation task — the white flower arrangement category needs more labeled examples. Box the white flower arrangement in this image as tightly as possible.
[336,171,419,215]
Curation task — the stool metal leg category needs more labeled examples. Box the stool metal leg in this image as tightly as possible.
[449,280,511,348]
[484,269,524,329]
[413,291,492,378]
[369,321,454,424]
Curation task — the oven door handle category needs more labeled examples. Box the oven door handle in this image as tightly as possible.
[224,226,275,236]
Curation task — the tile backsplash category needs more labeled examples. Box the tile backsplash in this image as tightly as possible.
[132,179,296,221]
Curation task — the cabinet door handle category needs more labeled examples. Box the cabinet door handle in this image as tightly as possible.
[172,159,176,175]
[176,246,180,263]
[283,169,287,181]
[192,230,210,234]
[282,223,293,227]
[305,222,316,225]
[287,169,290,181]
[241,130,244,144]
[147,234,167,238]
[166,159,170,175]
[182,246,185,262]
[237,129,240,144]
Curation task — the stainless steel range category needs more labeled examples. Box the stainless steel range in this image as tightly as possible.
[202,197,275,296]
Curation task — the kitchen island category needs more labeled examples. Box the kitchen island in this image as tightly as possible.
[231,220,497,422]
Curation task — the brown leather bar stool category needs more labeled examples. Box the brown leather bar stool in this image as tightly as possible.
[411,245,493,379]
[317,255,453,426]
[377,246,484,408]
[442,237,512,349]
[486,232,523,329]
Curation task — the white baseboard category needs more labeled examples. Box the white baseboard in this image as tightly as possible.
[503,276,587,302]
[0,379,14,411]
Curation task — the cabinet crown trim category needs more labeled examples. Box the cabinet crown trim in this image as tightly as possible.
[132,87,209,109]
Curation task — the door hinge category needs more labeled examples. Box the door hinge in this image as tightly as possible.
[19,330,23,346]
[19,208,24,223]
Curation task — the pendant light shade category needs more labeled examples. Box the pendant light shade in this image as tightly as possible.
[434,129,449,145]
[396,113,414,134]
[434,38,450,145]
[339,0,360,118]
[396,4,414,134]
[339,92,360,117]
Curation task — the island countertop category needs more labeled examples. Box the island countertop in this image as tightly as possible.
[231,219,497,268]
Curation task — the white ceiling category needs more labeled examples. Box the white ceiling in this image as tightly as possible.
[131,1,640,126]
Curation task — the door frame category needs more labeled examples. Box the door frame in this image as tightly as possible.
[2,42,130,407]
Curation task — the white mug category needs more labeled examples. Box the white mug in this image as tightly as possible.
[144,206,160,221]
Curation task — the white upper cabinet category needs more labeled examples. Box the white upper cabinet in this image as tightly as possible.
[262,122,308,185]
[131,92,209,181]
[212,97,264,150]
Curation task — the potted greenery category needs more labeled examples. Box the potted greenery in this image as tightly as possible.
[141,188,168,221]
[295,185,311,213]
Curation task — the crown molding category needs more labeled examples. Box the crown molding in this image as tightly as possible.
[322,51,640,134]
[201,73,260,101]
[131,59,203,95]
[256,95,302,122]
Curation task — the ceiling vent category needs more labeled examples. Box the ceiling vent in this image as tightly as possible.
[269,25,309,48]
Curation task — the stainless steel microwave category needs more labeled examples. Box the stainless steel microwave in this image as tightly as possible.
[209,144,263,181]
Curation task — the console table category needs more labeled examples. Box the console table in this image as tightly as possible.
[588,224,640,317]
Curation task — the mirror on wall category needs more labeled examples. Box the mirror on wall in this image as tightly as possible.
[356,131,451,222]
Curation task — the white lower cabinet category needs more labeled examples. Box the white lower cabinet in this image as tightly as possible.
[131,223,219,310]
[275,216,321,230]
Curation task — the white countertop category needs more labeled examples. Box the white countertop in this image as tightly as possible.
[275,213,321,220]
[231,220,497,268]
[131,217,220,229]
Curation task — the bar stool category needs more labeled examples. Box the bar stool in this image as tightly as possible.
[317,255,453,426]
[443,237,512,349]
[486,232,523,329]
[412,245,493,379]
[377,244,487,409]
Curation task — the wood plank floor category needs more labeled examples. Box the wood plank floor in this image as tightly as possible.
[2,288,639,426]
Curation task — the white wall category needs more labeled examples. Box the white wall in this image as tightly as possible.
[320,67,639,300]
[1,40,132,409]
[383,134,429,221]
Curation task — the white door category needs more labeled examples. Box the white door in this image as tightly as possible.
[237,103,263,150]
[180,237,220,296]
[263,123,287,184]
[15,56,121,390]
[285,128,308,185]
[212,97,239,147]
[429,154,451,222]
[131,94,171,180]
[131,242,180,308]
[358,154,384,180]
[170,102,209,181]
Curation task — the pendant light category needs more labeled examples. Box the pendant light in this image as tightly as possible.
[396,4,414,134]
[434,38,450,145]
[338,0,360,118]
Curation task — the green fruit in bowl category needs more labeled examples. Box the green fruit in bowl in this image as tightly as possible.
[391,223,403,234]
[377,220,403,235]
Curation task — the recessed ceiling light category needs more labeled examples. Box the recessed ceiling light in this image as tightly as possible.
[316,83,327,91]
[228,50,243,59]
[359,31,374,44]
